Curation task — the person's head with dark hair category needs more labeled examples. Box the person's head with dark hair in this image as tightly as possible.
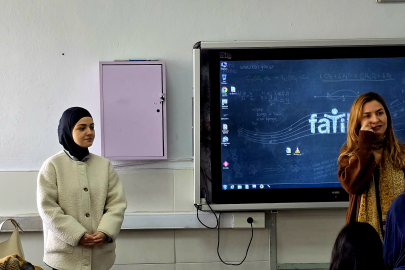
[330,222,386,270]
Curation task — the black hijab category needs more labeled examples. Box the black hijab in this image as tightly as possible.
[58,107,92,161]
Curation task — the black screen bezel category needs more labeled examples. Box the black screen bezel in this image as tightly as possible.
[200,44,405,205]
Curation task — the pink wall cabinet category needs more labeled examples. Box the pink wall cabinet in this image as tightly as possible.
[99,61,167,160]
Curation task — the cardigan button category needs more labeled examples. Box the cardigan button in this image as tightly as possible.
[84,188,88,192]
[85,213,90,218]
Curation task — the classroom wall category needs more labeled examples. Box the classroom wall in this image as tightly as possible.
[1,0,405,269]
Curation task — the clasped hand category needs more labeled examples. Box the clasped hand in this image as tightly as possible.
[79,232,107,247]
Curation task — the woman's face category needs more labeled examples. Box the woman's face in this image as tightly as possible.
[360,100,388,136]
[72,117,95,148]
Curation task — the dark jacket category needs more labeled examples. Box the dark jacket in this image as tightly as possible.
[383,193,405,270]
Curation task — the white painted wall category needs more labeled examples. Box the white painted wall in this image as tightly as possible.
[2,0,405,170]
[1,0,404,269]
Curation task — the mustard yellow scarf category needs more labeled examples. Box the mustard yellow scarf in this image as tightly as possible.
[358,153,404,239]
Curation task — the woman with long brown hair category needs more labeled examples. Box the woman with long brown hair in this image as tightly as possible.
[338,92,405,239]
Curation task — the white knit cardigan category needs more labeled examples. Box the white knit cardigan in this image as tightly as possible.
[37,151,127,270]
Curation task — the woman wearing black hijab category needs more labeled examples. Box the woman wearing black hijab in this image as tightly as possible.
[58,107,94,161]
[37,107,127,270]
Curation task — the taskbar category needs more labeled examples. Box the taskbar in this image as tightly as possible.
[222,182,342,190]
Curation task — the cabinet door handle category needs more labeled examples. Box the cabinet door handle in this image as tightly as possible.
[160,94,165,103]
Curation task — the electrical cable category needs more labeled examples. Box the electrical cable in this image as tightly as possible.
[195,168,254,265]
[194,168,218,228]
[217,213,254,266]
[195,188,218,229]
[200,167,212,200]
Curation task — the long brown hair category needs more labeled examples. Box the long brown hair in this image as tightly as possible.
[339,92,405,169]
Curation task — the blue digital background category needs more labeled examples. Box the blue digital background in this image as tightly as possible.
[220,58,405,189]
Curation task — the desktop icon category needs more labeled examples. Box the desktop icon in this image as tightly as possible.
[237,185,242,189]
[222,74,227,82]
[222,99,228,106]
[252,184,257,189]
[222,185,228,190]
[230,185,234,189]
[231,86,236,93]
[222,87,228,94]
[286,147,291,155]
[260,184,264,189]
[222,123,229,134]
[221,62,227,68]
[222,125,229,134]
[223,161,229,167]
[222,136,229,143]
[245,185,249,189]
